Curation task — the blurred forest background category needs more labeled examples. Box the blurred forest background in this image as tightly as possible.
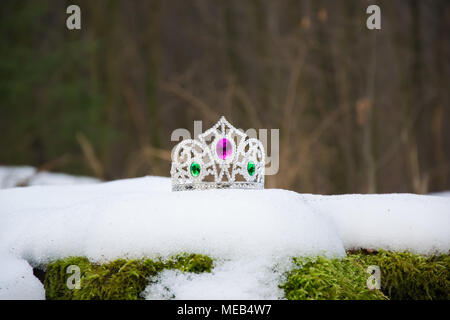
[0,0,449,194]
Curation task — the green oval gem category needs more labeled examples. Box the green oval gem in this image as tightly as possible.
[190,162,201,177]
[247,161,256,176]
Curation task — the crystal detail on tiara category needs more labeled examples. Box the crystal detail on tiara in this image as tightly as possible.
[190,162,201,177]
[171,116,265,191]
[216,138,232,160]
[247,161,256,176]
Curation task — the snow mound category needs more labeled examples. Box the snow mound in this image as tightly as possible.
[0,178,343,262]
[1,176,449,300]
[301,193,450,254]
[0,176,344,299]
[0,254,45,300]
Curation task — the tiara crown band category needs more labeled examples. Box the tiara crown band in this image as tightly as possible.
[171,117,265,191]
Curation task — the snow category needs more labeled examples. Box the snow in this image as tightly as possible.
[143,257,287,300]
[0,177,344,299]
[302,194,450,254]
[0,174,449,300]
[0,255,45,300]
[0,166,99,189]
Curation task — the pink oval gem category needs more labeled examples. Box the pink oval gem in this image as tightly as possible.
[216,138,232,160]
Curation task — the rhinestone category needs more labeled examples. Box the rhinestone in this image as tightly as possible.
[190,162,201,177]
[216,138,232,160]
[247,161,256,176]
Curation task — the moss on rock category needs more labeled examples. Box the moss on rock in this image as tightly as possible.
[44,251,449,300]
[281,251,450,300]
[360,250,450,300]
[44,254,213,300]
[280,255,387,300]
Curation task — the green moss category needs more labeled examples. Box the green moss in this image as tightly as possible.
[280,255,387,300]
[44,254,213,300]
[281,251,450,300]
[45,251,449,300]
[359,250,450,300]
[164,253,215,273]
[44,256,91,300]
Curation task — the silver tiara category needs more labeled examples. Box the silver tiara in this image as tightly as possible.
[171,117,265,191]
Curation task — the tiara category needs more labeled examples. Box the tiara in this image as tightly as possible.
[171,117,265,191]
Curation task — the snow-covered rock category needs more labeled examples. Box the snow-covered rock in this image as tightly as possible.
[302,193,450,254]
[0,176,449,299]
